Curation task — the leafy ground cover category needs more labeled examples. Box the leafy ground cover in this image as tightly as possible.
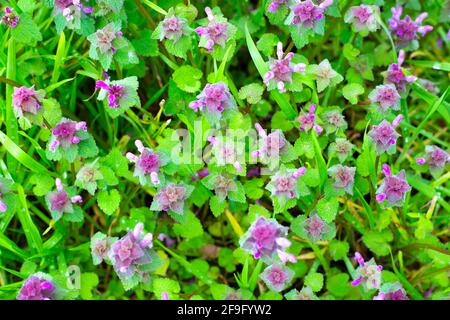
[0,0,449,300]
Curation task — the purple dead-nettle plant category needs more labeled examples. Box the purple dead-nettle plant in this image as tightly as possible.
[239,216,289,262]
[368,84,401,113]
[376,164,411,207]
[94,0,124,16]
[267,0,288,13]
[1,7,19,28]
[189,82,237,126]
[285,286,318,300]
[328,165,356,195]
[285,0,334,33]
[45,178,83,222]
[322,108,347,134]
[17,273,65,300]
[420,79,439,95]
[368,115,403,155]
[207,135,245,173]
[373,282,409,300]
[150,183,194,216]
[389,6,433,49]
[95,76,140,111]
[329,138,354,163]
[153,8,191,43]
[75,160,103,195]
[263,42,306,93]
[195,7,235,52]
[385,50,417,91]
[351,252,383,291]
[127,140,169,186]
[344,5,380,33]
[309,59,343,93]
[298,103,323,135]
[416,145,449,178]
[53,0,93,32]
[90,232,117,265]
[12,85,45,129]
[294,212,336,242]
[260,263,294,292]
[202,172,237,202]
[109,223,160,290]
[266,166,307,210]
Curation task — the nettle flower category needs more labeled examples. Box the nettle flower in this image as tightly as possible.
[150,183,193,216]
[416,145,449,177]
[12,86,45,128]
[374,282,409,300]
[53,0,93,33]
[368,115,403,155]
[203,173,237,202]
[90,232,117,265]
[96,76,139,111]
[239,216,289,262]
[1,7,19,28]
[309,59,343,93]
[344,5,380,33]
[328,165,356,195]
[17,273,63,300]
[368,84,401,113]
[75,160,103,195]
[46,117,96,162]
[389,6,433,48]
[263,42,306,93]
[297,104,323,135]
[260,263,294,292]
[286,0,333,32]
[87,23,126,70]
[376,164,411,207]
[351,252,383,290]
[153,8,190,43]
[110,223,156,290]
[208,136,245,173]
[126,140,169,186]
[266,167,307,208]
[195,7,233,52]
[294,213,336,242]
[189,82,237,126]
[385,50,417,91]
[45,178,83,222]
[329,138,354,163]
[285,286,318,300]
[268,0,288,13]
[322,108,347,134]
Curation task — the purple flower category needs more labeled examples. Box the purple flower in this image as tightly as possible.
[266,167,306,203]
[268,0,288,13]
[385,50,417,90]
[208,136,244,172]
[48,118,88,153]
[58,0,93,22]
[17,273,58,300]
[195,7,230,52]
[368,84,401,112]
[126,140,168,186]
[328,165,356,195]
[1,7,19,28]
[374,282,409,300]
[368,115,403,155]
[297,104,323,135]
[293,213,336,242]
[329,138,354,163]
[389,6,433,47]
[45,178,82,221]
[260,263,294,292]
[96,81,124,108]
[285,287,318,300]
[110,223,155,289]
[252,123,287,162]
[287,0,333,30]
[91,232,117,265]
[344,5,379,32]
[351,252,383,290]
[322,108,347,134]
[153,8,191,44]
[239,216,289,262]
[422,145,449,169]
[151,183,192,215]
[263,42,306,93]
[213,174,237,201]
[376,164,411,207]
[96,76,139,110]
[189,82,236,125]
[12,86,44,118]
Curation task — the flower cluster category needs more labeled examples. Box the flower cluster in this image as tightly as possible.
[368,84,401,113]
[297,104,323,135]
[17,273,62,300]
[351,252,383,290]
[45,178,83,222]
[95,76,139,111]
[385,50,417,91]
[1,7,19,28]
[368,115,403,155]
[195,7,233,52]
[295,213,336,242]
[416,145,449,177]
[389,6,433,48]
[260,263,294,292]
[150,183,193,217]
[376,164,411,207]
[286,0,333,32]
[309,59,343,93]
[344,5,380,33]
[266,167,307,209]
[328,165,356,195]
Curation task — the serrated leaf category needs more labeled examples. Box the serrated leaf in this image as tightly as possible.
[97,189,121,216]
[342,83,364,104]
[172,65,203,93]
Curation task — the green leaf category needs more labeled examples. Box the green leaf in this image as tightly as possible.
[11,14,42,46]
[238,83,264,104]
[326,273,351,297]
[97,189,121,216]
[256,33,280,56]
[342,83,365,104]
[328,240,350,261]
[362,230,393,256]
[316,197,339,223]
[243,179,264,200]
[173,211,203,239]
[304,273,324,292]
[80,273,99,300]
[152,278,180,300]
[172,65,203,93]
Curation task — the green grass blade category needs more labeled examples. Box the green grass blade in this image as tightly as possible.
[408,60,450,72]
[51,31,66,84]
[5,38,18,178]
[0,233,28,259]
[16,185,43,254]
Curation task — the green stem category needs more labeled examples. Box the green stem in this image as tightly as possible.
[310,242,330,274]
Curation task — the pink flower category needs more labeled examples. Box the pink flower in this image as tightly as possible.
[12,86,44,118]
[49,118,87,152]
[17,273,56,300]
[328,165,356,195]
[389,6,433,47]
[45,178,82,221]
[351,252,383,290]
[344,5,379,32]
[1,7,20,28]
[266,168,306,201]
[95,81,124,108]
[424,145,449,169]
[368,84,401,112]
[263,42,306,93]
[153,184,189,215]
[376,164,411,207]
[368,115,403,155]
[195,7,229,52]
[268,0,288,13]
[287,0,333,29]
[260,263,294,292]
[385,50,417,90]
[297,104,323,135]
[252,123,287,161]
[373,282,409,300]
